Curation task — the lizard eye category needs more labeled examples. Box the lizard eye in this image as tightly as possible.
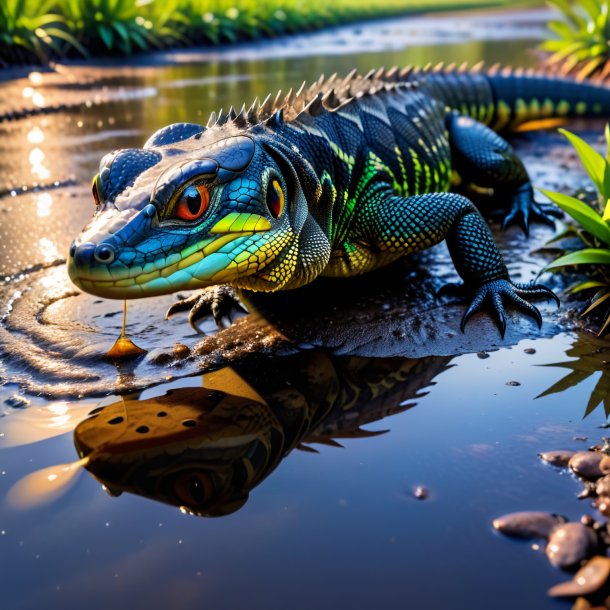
[174,471,215,506]
[92,174,101,207]
[174,184,210,221]
[266,179,284,219]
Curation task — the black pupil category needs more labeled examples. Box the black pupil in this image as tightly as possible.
[267,182,281,217]
[183,187,201,215]
[189,476,205,503]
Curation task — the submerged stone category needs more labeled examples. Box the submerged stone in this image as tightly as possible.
[569,452,610,480]
[492,511,567,539]
[548,556,610,597]
[546,523,598,569]
[539,450,577,467]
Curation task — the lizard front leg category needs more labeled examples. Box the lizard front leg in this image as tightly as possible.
[361,187,558,336]
[166,285,247,333]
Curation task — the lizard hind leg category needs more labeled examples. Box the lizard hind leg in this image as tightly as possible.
[447,111,561,236]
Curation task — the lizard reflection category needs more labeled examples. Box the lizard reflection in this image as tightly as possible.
[74,351,452,517]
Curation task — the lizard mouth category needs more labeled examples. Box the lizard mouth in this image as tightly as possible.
[68,214,273,298]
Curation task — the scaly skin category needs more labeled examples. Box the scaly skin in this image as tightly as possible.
[68,64,610,335]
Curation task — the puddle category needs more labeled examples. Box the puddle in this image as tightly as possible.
[0,6,608,610]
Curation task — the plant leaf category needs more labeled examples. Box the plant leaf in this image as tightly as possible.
[568,280,608,293]
[538,188,610,244]
[545,248,610,270]
[558,129,606,194]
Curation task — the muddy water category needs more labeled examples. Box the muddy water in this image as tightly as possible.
[1,7,609,610]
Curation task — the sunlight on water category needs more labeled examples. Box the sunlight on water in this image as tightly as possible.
[6,457,90,509]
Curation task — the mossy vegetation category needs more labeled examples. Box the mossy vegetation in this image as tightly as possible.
[1,0,513,66]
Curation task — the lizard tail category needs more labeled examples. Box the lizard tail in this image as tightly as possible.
[486,66,610,131]
[415,63,610,130]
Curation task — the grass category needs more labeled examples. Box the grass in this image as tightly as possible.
[540,126,610,336]
[0,0,516,65]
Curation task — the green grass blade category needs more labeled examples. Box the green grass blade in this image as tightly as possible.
[538,188,610,244]
[558,128,606,193]
[545,248,610,270]
[581,290,610,316]
[568,280,608,293]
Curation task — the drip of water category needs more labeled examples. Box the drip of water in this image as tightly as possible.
[6,456,90,509]
[105,300,147,360]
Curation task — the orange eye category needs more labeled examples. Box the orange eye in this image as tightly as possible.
[92,174,101,207]
[174,184,210,221]
[266,179,284,219]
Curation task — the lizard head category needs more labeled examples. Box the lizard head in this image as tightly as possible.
[68,122,321,298]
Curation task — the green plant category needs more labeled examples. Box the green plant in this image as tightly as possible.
[541,0,610,79]
[0,0,83,64]
[537,333,610,417]
[59,0,162,55]
[540,126,610,335]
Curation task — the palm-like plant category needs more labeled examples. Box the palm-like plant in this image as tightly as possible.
[540,126,610,335]
[541,0,610,80]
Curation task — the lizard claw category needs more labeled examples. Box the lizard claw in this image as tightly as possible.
[436,281,465,299]
[502,185,562,236]
[166,285,247,333]
[461,278,558,338]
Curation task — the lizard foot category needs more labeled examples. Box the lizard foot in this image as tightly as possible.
[461,279,559,338]
[165,285,247,333]
[502,184,563,237]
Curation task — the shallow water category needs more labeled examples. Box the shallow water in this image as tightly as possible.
[1,7,610,610]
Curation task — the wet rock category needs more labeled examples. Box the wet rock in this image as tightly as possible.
[476,351,490,359]
[506,380,521,386]
[524,348,536,354]
[173,343,191,359]
[492,511,567,539]
[594,496,610,518]
[548,556,610,597]
[596,476,610,497]
[4,394,31,408]
[539,450,577,467]
[569,452,610,480]
[579,482,598,499]
[412,485,429,500]
[546,523,598,569]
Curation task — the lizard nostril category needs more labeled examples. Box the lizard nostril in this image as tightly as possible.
[94,243,115,264]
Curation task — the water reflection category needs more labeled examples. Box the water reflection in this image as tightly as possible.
[74,350,452,517]
[538,332,610,418]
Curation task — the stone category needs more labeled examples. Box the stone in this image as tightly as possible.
[548,556,610,597]
[539,450,577,468]
[492,511,567,539]
[546,523,598,569]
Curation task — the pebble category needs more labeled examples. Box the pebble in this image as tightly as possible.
[546,523,598,569]
[548,556,610,597]
[569,452,610,480]
[173,343,190,359]
[476,351,490,359]
[492,511,567,539]
[539,450,577,467]
[596,475,610,497]
[412,485,429,500]
[4,394,31,408]
[506,380,521,386]
[524,348,536,354]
